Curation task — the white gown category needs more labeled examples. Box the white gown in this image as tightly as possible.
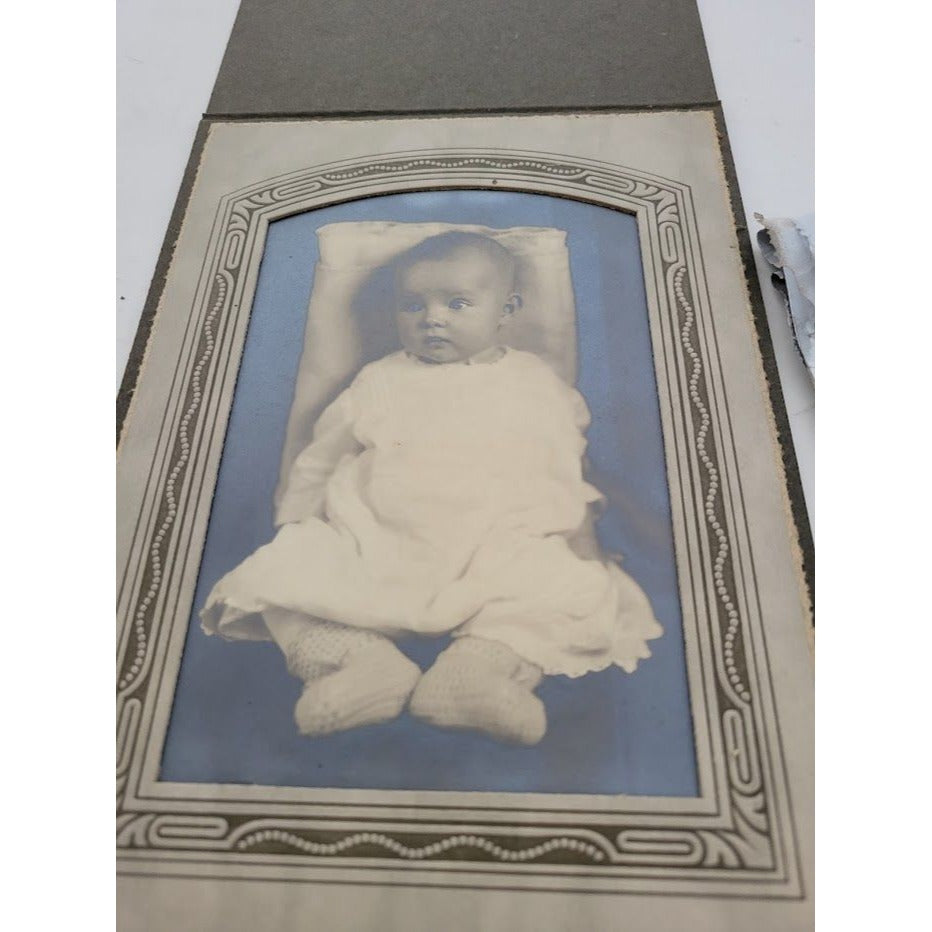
[200,349,663,677]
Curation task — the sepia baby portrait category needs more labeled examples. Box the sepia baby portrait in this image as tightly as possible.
[162,191,697,797]
[200,228,662,746]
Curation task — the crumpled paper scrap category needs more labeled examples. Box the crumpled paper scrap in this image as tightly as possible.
[756,213,815,377]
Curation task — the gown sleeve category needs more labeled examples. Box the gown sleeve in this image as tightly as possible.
[569,386,592,433]
[274,389,361,527]
[567,385,606,508]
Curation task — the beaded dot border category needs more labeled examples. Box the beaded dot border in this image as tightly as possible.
[674,266,750,704]
[322,156,583,183]
[236,829,606,863]
[119,272,226,692]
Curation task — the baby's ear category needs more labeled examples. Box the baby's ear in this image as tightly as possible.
[503,292,523,316]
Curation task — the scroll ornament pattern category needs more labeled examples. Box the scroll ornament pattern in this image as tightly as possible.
[117,152,778,879]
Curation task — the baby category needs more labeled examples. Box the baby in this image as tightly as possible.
[200,231,662,745]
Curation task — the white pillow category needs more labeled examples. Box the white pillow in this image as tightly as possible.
[276,221,578,502]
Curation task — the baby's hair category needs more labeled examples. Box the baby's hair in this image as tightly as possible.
[393,231,517,287]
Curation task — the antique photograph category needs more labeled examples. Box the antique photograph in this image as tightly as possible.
[116,112,811,912]
[110,0,821,921]
[161,193,697,795]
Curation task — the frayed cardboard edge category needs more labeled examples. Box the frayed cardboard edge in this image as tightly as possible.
[711,107,815,641]
[117,119,214,451]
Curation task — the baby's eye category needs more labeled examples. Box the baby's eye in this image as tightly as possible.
[448,298,472,310]
[400,301,423,314]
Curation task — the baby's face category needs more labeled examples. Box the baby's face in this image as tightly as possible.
[394,249,518,364]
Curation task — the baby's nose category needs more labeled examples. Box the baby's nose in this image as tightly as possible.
[422,305,450,326]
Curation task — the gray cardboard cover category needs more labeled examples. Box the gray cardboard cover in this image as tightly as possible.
[207,0,717,116]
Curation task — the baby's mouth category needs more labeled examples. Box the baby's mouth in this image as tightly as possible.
[423,335,452,346]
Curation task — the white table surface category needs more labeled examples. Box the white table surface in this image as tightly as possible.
[116,0,814,530]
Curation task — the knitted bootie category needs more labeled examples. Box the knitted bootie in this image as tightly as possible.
[285,620,420,736]
[409,636,546,745]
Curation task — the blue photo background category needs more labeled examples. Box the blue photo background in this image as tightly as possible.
[160,190,698,797]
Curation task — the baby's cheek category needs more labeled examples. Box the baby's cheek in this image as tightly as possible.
[396,321,418,348]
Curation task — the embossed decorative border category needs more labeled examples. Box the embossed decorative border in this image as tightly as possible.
[117,142,801,897]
